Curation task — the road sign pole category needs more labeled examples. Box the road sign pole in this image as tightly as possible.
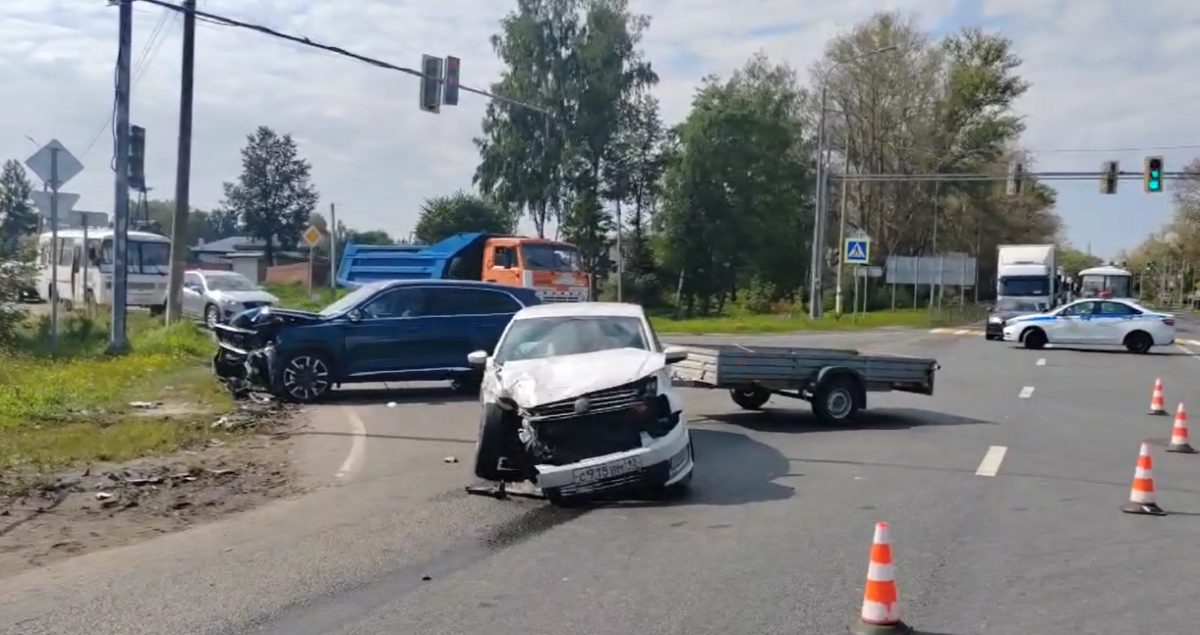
[49,148,60,358]
[107,0,134,355]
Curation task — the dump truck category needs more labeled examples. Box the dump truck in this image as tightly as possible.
[337,233,590,302]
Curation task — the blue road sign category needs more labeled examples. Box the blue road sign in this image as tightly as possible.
[844,238,870,265]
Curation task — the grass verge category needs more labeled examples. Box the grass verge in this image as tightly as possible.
[0,311,234,480]
[651,306,987,334]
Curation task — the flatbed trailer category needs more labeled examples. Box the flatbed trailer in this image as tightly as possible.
[669,343,940,425]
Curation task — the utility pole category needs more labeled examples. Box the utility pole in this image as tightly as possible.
[328,202,338,289]
[165,0,197,324]
[107,0,134,355]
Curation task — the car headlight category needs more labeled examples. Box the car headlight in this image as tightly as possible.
[640,375,658,397]
[988,316,1003,323]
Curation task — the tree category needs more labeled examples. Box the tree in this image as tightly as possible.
[135,198,238,244]
[1058,245,1103,278]
[219,126,318,264]
[415,191,513,244]
[656,54,814,315]
[0,160,38,257]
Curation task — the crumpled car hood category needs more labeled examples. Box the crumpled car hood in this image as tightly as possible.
[497,348,666,409]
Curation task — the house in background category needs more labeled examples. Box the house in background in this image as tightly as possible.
[189,236,324,285]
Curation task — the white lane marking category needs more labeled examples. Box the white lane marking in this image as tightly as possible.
[1036,358,1046,366]
[975,446,1008,477]
[1179,345,1196,357]
[954,329,969,335]
[1019,386,1035,398]
[336,406,369,479]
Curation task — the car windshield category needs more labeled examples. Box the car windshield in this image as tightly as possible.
[494,316,648,363]
[1079,274,1132,298]
[319,283,384,316]
[995,298,1043,313]
[998,275,1049,296]
[521,243,582,272]
[205,274,258,291]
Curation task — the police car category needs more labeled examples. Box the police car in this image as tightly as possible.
[1001,298,1175,353]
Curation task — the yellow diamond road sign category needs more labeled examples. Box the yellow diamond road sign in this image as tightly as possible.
[303,225,324,247]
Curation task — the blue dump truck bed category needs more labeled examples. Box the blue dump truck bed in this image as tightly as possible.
[336,233,488,288]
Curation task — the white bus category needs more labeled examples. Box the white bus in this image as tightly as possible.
[38,228,172,313]
[1076,264,1133,299]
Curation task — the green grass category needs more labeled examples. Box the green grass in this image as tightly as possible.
[265,283,348,312]
[0,311,235,478]
[651,306,987,334]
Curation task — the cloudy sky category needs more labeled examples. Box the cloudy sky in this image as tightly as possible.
[4,0,1197,258]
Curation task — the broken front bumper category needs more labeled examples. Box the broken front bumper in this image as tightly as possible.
[534,418,693,496]
[211,325,278,396]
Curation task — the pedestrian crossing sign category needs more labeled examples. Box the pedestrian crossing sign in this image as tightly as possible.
[844,238,870,264]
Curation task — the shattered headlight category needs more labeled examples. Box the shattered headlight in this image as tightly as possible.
[640,375,658,398]
[988,316,1003,323]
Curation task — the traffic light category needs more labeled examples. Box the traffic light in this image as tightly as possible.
[1144,156,1164,193]
[443,56,460,106]
[1005,161,1024,195]
[129,125,145,191]
[1100,160,1118,194]
[419,55,444,114]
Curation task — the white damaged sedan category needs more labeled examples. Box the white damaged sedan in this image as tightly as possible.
[466,302,695,506]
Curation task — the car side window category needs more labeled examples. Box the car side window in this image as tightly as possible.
[1059,301,1096,317]
[360,288,425,319]
[184,273,202,290]
[427,288,521,316]
[1098,301,1139,316]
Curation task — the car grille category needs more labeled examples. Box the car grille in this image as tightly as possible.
[212,324,256,353]
[242,301,270,310]
[534,411,645,465]
[524,384,643,421]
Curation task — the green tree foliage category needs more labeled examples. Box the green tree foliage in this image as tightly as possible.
[134,198,239,245]
[415,191,513,245]
[1057,246,1103,277]
[218,126,318,264]
[0,160,38,257]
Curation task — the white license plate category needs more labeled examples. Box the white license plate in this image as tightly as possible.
[572,456,641,485]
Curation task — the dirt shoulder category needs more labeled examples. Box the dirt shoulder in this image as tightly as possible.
[0,399,309,576]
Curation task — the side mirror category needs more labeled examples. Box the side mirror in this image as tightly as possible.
[467,350,489,367]
[347,309,362,323]
[663,346,689,364]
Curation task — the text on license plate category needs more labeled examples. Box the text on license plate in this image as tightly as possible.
[572,456,641,485]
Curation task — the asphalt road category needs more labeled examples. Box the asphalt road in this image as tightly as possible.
[4,327,1200,635]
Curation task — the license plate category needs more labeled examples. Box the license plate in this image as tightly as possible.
[572,456,641,485]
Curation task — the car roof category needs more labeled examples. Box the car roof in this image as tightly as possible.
[372,279,535,292]
[513,301,645,320]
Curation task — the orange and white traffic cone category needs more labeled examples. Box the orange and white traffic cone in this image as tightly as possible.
[1167,403,1196,454]
[1150,378,1168,415]
[1121,443,1167,516]
[851,522,912,635]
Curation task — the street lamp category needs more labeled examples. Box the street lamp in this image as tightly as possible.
[809,44,899,319]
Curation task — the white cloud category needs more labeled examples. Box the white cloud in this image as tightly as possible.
[3,0,1193,257]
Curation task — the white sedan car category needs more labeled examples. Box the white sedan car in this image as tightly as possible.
[1002,298,1175,353]
[467,302,695,506]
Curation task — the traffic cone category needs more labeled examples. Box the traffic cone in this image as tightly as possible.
[1149,379,1167,415]
[851,522,912,635]
[1121,443,1167,516]
[1167,403,1197,454]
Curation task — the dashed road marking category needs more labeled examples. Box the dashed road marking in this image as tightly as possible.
[975,445,1008,477]
[1019,386,1035,398]
[928,328,985,336]
[1036,358,1046,366]
[1180,339,1200,347]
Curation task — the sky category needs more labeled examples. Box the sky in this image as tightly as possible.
[3,0,1198,260]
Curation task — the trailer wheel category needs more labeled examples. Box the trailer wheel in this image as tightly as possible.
[812,374,861,425]
[730,387,771,410]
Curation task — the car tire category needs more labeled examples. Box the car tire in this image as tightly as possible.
[473,403,521,482]
[1124,330,1153,354]
[730,387,771,410]
[204,304,220,329]
[277,350,335,403]
[1022,328,1047,350]
[812,374,861,425]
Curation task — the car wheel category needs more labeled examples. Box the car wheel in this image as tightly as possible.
[730,387,771,410]
[278,351,334,403]
[1124,330,1153,354]
[1022,328,1047,350]
[812,374,861,425]
[204,304,220,329]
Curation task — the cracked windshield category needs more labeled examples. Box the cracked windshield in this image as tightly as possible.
[1,2,1196,635]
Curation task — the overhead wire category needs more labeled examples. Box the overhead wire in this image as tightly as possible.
[80,5,175,162]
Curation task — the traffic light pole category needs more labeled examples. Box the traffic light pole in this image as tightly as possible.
[107,0,133,355]
[165,0,197,324]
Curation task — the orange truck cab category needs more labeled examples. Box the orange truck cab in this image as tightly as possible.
[337,232,590,302]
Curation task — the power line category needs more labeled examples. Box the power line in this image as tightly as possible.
[81,6,175,159]
[133,0,550,115]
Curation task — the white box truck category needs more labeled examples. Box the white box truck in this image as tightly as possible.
[996,244,1060,308]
